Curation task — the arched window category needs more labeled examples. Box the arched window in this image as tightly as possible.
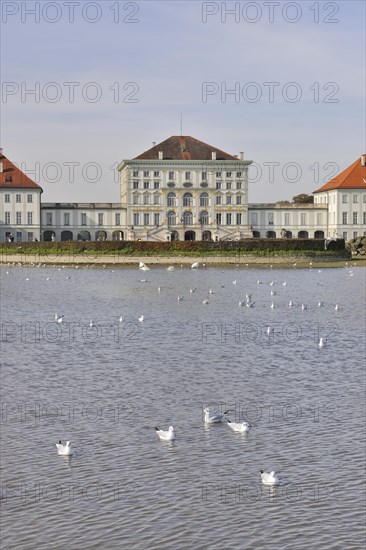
[183,193,193,207]
[167,211,176,226]
[167,192,176,207]
[183,211,193,225]
[200,192,209,207]
[200,211,209,225]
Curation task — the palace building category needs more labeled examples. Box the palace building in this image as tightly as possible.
[0,138,365,243]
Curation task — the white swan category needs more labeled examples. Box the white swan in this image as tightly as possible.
[204,408,228,423]
[191,262,200,269]
[227,420,250,433]
[260,470,279,486]
[56,441,73,456]
[139,262,150,271]
[155,426,176,441]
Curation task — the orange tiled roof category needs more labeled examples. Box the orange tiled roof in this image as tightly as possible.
[134,136,239,161]
[313,155,366,192]
[0,152,43,191]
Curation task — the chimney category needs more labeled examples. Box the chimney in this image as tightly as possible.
[152,142,156,146]
[211,151,216,160]
[361,155,366,166]
[158,151,163,160]
[239,152,244,160]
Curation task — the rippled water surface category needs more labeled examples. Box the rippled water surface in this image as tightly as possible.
[1,263,365,549]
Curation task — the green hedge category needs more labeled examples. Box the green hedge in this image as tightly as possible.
[0,238,348,256]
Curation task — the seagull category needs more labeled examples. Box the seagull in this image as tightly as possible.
[282,281,287,286]
[227,420,250,433]
[245,293,252,300]
[319,338,327,348]
[270,290,277,296]
[335,304,339,311]
[317,301,324,307]
[189,288,196,293]
[209,289,215,294]
[158,287,161,292]
[202,299,209,304]
[204,408,229,423]
[232,280,237,285]
[270,302,275,309]
[57,316,64,324]
[239,301,245,307]
[260,470,279,486]
[138,315,144,322]
[246,302,255,308]
[166,266,175,271]
[89,321,95,328]
[155,426,176,441]
[177,296,183,302]
[301,304,307,311]
[191,262,200,269]
[56,441,73,456]
[139,262,150,271]
[267,326,273,335]
[119,316,123,323]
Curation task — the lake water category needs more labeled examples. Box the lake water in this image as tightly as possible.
[1,263,365,549]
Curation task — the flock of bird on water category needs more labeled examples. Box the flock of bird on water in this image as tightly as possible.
[5,258,356,487]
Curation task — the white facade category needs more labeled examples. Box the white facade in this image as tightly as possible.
[314,190,366,240]
[40,203,127,241]
[0,188,42,242]
[248,203,329,239]
[118,157,253,241]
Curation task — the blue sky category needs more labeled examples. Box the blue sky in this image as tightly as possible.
[1,0,365,203]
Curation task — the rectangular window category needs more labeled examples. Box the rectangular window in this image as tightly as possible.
[133,194,139,204]
[342,194,348,203]
[185,171,191,180]
[16,212,22,224]
[237,172,242,177]
[5,194,10,203]
[353,231,358,239]
[153,194,160,205]
[143,195,149,205]
[301,213,306,225]
[46,213,52,225]
[236,213,242,225]
[16,231,22,242]
[115,213,121,226]
[317,213,322,225]
[236,182,242,190]
[363,195,366,203]
[353,212,358,224]
[154,171,160,177]
[133,181,139,189]
[236,196,242,205]
[363,212,366,224]
[133,213,140,226]
[202,172,207,180]
[27,194,33,203]
[353,195,358,203]
[226,182,232,190]
[268,213,274,225]
[226,172,232,177]
[226,213,232,225]
[27,212,33,225]
[216,213,222,225]
[143,171,149,177]
[81,213,87,226]
[251,212,257,225]
[154,181,160,189]
[226,195,232,205]
[64,213,70,226]
[342,212,348,224]
[216,181,221,190]
[16,194,21,203]
[144,213,150,226]
[28,232,33,242]
[98,213,104,226]
[342,232,348,240]
[133,171,139,177]
[169,171,175,180]
[284,213,290,225]
[154,213,160,226]
[216,172,222,178]
[143,181,149,189]
[5,212,10,224]
[216,195,222,205]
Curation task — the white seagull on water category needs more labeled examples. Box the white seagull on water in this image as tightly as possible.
[155,426,176,441]
[260,470,279,486]
[56,441,73,456]
[204,408,229,423]
[227,420,250,433]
